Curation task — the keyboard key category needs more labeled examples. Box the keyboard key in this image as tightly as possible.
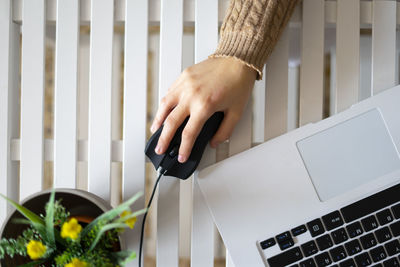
[383,258,399,267]
[276,231,291,242]
[360,233,377,249]
[314,252,332,267]
[329,245,347,262]
[377,209,394,226]
[375,226,392,243]
[362,215,379,232]
[370,246,387,262]
[345,239,363,256]
[322,211,344,231]
[392,203,400,219]
[267,247,303,267]
[355,252,372,267]
[260,238,276,249]
[292,225,307,236]
[384,239,400,256]
[346,221,364,238]
[340,258,356,267]
[316,234,334,251]
[340,184,400,223]
[390,221,400,237]
[331,227,349,244]
[299,258,316,267]
[307,218,325,237]
[279,238,295,250]
[301,240,319,257]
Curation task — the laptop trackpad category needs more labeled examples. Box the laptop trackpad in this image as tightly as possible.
[297,109,400,201]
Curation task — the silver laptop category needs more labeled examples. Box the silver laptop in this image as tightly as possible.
[196,85,400,267]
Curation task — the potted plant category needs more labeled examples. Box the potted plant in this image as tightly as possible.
[0,189,145,267]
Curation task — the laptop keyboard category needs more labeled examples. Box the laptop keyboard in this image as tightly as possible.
[260,183,400,267]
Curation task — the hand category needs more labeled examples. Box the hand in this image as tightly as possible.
[150,57,257,163]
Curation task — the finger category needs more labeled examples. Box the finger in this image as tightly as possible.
[210,112,241,148]
[151,93,178,133]
[155,105,188,155]
[178,112,210,163]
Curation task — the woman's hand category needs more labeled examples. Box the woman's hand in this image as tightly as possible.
[150,57,257,163]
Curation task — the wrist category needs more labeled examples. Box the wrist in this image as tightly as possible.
[209,55,259,80]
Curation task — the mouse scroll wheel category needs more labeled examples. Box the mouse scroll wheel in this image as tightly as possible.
[169,145,179,158]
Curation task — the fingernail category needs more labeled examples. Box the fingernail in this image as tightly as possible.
[155,145,163,154]
[150,124,156,133]
[178,155,186,163]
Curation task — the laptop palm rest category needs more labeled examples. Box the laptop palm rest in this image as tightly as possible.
[296,108,400,202]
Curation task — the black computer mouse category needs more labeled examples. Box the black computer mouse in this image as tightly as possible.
[145,112,224,179]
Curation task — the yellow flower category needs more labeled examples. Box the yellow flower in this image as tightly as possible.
[121,210,137,229]
[65,258,88,267]
[26,240,47,260]
[61,218,82,240]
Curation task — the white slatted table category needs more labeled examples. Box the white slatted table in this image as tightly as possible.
[0,1,399,267]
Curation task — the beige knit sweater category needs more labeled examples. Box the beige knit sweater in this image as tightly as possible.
[210,0,299,79]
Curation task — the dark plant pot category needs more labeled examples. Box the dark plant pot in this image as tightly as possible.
[0,189,124,266]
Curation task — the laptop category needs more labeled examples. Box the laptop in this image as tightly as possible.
[196,85,400,267]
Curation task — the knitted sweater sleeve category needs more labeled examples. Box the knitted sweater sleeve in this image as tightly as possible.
[210,0,299,79]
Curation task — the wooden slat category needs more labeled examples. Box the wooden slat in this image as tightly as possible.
[372,0,396,95]
[54,0,79,188]
[329,47,337,116]
[157,0,183,266]
[19,0,45,201]
[252,66,266,144]
[87,0,114,201]
[0,0,11,223]
[359,34,372,101]
[0,0,19,222]
[299,0,324,125]
[288,66,299,131]
[191,0,218,265]
[264,29,289,141]
[335,0,360,113]
[122,0,148,264]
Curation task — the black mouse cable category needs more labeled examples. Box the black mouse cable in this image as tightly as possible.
[138,167,166,267]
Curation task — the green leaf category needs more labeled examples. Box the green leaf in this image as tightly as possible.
[0,193,67,248]
[44,190,55,246]
[11,218,33,225]
[112,250,136,266]
[81,191,143,239]
[17,259,46,267]
[0,194,50,242]
[88,222,128,251]
[0,194,45,226]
